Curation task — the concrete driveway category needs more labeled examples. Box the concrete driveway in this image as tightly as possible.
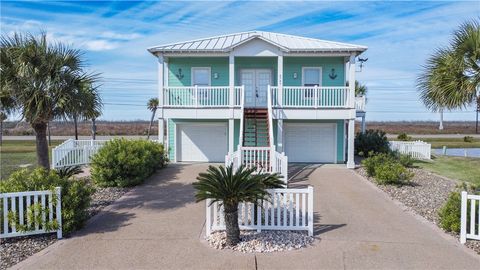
[13,164,480,270]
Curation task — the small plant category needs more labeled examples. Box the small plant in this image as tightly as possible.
[355,129,390,157]
[361,153,394,177]
[397,133,411,141]
[463,136,474,143]
[91,139,167,187]
[374,161,413,185]
[438,192,462,233]
[55,165,83,179]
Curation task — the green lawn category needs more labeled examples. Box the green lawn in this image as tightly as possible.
[416,137,480,148]
[1,140,62,179]
[414,156,480,185]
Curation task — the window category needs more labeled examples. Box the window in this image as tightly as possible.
[302,67,321,87]
[191,67,211,86]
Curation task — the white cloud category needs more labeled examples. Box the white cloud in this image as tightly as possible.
[83,39,118,51]
[100,31,142,40]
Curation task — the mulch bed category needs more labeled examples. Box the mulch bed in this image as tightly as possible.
[0,184,130,270]
[356,167,480,255]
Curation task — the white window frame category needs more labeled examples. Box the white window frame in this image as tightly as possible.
[191,67,211,86]
[301,67,322,87]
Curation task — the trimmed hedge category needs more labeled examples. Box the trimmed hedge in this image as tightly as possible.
[91,139,167,187]
[0,168,95,234]
[361,152,413,185]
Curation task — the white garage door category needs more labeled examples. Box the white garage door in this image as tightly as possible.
[284,123,336,163]
[177,123,227,162]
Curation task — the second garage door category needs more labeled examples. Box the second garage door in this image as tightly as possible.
[284,123,336,163]
[176,123,227,162]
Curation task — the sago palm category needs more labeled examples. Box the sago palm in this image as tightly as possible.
[0,32,100,168]
[417,19,480,125]
[193,164,284,246]
[146,98,159,139]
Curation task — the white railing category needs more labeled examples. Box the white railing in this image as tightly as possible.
[267,86,275,149]
[355,95,366,111]
[271,86,351,108]
[52,139,108,168]
[1,188,62,239]
[225,147,288,182]
[163,86,244,107]
[460,191,480,243]
[206,187,314,236]
[389,140,431,159]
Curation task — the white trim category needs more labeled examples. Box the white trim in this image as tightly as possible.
[334,122,338,164]
[191,67,211,86]
[240,68,273,108]
[301,67,322,87]
[173,121,177,163]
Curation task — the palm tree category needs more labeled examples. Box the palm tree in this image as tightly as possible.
[146,98,159,139]
[355,80,368,97]
[0,32,100,168]
[0,111,7,146]
[193,165,284,246]
[417,19,480,131]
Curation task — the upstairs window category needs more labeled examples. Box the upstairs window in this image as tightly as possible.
[302,67,321,87]
[191,67,211,86]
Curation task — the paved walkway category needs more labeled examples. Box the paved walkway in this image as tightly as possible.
[13,164,480,269]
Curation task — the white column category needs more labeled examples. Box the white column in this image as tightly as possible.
[361,115,366,134]
[348,54,356,108]
[158,119,165,145]
[277,119,283,152]
[157,54,165,142]
[228,119,234,153]
[229,54,235,107]
[277,55,283,106]
[347,119,355,168]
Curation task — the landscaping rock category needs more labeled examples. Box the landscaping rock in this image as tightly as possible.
[206,230,314,253]
[356,167,480,255]
[0,182,130,270]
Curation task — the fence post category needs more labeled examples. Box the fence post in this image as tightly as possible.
[460,191,467,244]
[206,199,211,237]
[257,201,262,232]
[308,186,314,236]
[55,187,63,239]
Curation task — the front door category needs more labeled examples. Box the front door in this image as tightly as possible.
[240,69,272,108]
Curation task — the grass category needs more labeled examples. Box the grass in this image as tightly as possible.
[414,156,480,185]
[0,140,62,179]
[415,137,480,148]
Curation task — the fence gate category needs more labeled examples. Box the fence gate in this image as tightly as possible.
[460,191,480,243]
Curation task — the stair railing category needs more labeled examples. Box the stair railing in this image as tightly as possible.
[238,85,245,149]
[267,85,276,170]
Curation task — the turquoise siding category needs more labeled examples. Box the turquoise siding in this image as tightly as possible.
[168,57,229,86]
[283,119,345,163]
[283,57,345,87]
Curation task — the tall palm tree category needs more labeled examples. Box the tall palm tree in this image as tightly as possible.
[417,19,480,131]
[355,80,368,97]
[193,165,284,246]
[146,98,159,139]
[0,111,7,146]
[0,32,100,168]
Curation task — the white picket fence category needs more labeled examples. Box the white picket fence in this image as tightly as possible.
[389,140,431,159]
[460,191,480,244]
[206,187,314,236]
[52,139,108,168]
[1,188,62,239]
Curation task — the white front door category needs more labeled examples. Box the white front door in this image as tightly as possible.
[177,123,227,162]
[284,123,336,163]
[240,69,272,108]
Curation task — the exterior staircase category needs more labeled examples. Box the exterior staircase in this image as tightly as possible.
[243,108,270,147]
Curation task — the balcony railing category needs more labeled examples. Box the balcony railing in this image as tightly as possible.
[270,86,351,108]
[163,86,243,107]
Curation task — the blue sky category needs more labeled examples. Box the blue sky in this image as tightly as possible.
[1,0,479,122]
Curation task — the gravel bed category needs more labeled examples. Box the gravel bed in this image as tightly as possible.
[206,230,314,253]
[356,167,480,255]
[0,183,129,270]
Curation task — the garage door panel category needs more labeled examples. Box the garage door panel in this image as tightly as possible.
[285,123,336,163]
[177,124,227,162]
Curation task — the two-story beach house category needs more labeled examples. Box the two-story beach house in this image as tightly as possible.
[148,31,367,176]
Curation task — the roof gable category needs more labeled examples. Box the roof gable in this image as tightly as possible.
[147,31,367,54]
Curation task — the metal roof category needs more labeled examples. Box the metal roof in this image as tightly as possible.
[147,31,367,54]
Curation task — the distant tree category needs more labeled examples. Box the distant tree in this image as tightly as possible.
[146,98,159,139]
[0,32,100,168]
[355,80,368,96]
[417,19,480,131]
[0,111,7,145]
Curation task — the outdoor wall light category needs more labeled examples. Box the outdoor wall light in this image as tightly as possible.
[175,68,184,80]
[293,72,298,79]
[213,72,219,79]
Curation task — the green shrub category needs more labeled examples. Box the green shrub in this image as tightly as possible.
[355,129,390,157]
[438,192,462,233]
[91,139,167,187]
[463,136,474,143]
[0,168,95,234]
[374,160,413,185]
[361,153,395,177]
[397,133,411,141]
